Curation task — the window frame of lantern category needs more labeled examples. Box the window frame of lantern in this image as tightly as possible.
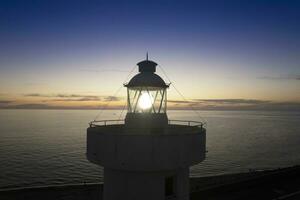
[127,87,167,114]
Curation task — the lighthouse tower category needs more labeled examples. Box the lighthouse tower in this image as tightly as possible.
[87,58,206,200]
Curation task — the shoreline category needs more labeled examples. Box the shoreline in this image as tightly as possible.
[0,167,281,192]
[1,165,299,200]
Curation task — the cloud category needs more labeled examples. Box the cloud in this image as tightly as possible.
[0,103,124,110]
[0,100,13,104]
[24,93,123,102]
[167,98,300,111]
[103,96,123,101]
[50,97,102,101]
[258,74,300,81]
[24,93,99,98]
[1,99,300,111]
[24,93,43,97]
[168,99,270,105]
[55,94,99,98]
[168,100,191,104]
[3,104,53,109]
[193,99,270,104]
[0,100,14,108]
[2,96,300,111]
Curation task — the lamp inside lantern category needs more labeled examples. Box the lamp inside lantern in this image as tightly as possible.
[138,92,154,110]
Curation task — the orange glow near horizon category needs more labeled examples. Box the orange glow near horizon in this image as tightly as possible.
[0,57,300,110]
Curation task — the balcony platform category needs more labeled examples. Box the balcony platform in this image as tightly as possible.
[87,120,206,171]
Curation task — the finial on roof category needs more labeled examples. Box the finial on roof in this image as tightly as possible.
[137,55,157,73]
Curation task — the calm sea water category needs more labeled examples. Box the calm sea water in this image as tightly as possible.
[0,109,299,189]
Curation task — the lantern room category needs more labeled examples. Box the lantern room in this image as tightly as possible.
[124,58,169,127]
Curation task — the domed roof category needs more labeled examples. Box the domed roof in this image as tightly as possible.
[125,72,168,88]
[124,59,169,88]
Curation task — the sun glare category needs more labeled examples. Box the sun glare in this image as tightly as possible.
[138,92,153,110]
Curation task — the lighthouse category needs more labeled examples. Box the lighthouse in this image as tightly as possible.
[86,58,206,200]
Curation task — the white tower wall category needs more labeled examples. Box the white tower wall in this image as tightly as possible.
[87,125,206,200]
[103,168,189,200]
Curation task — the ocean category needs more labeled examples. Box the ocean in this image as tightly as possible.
[0,109,299,189]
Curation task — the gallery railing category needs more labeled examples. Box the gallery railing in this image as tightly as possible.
[89,119,205,129]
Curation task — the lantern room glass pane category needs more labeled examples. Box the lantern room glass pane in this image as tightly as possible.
[127,87,167,113]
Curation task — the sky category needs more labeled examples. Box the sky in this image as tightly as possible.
[0,0,299,110]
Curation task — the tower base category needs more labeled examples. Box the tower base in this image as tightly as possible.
[103,167,190,200]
